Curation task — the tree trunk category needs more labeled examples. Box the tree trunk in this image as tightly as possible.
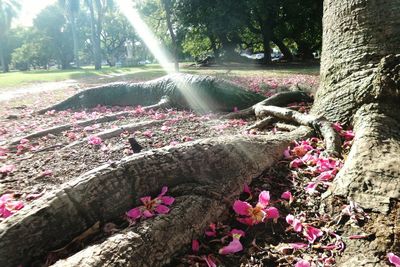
[88,0,101,70]
[261,26,272,64]
[71,15,80,68]
[272,35,293,61]
[0,41,9,73]
[312,0,400,265]
[162,0,179,72]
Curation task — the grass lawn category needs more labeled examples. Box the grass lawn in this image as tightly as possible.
[0,65,167,89]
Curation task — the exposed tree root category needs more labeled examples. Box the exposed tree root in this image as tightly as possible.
[245,117,275,131]
[222,91,312,120]
[7,97,171,148]
[37,74,265,114]
[253,105,342,156]
[62,120,166,150]
[0,127,312,266]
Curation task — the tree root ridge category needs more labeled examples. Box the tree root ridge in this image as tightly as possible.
[0,127,312,266]
[37,73,265,114]
[253,105,342,156]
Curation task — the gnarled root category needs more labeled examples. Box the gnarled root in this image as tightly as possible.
[0,127,312,266]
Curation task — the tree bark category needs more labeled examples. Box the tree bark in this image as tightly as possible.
[311,0,400,265]
[0,41,9,73]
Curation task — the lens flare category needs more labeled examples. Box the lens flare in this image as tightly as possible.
[115,0,212,112]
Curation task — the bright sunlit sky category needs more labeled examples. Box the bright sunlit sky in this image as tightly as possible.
[13,0,57,27]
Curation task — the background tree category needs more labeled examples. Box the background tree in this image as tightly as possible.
[0,0,20,72]
[59,0,81,67]
[33,4,74,69]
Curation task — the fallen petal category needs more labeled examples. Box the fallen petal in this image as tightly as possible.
[155,204,170,214]
[126,207,142,220]
[219,238,243,255]
[388,253,400,267]
[258,190,270,207]
[233,200,252,216]
[295,259,311,267]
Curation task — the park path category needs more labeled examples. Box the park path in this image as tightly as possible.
[0,80,80,102]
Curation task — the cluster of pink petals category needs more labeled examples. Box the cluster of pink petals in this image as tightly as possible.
[0,146,8,157]
[286,214,323,243]
[388,253,400,267]
[233,191,279,226]
[0,194,24,218]
[126,186,175,221]
[142,130,154,138]
[219,229,245,255]
[16,138,32,154]
[88,135,102,145]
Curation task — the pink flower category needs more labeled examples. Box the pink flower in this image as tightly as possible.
[281,191,294,203]
[219,229,245,255]
[304,226,323,243]
[388,253,400,267]
[295,259,311,267]
[88,136,102,145]
[142,130,153,138]
[126,186,175,221]
[233,191,279,225]
[286,214,303,232]
[192,239,200,253]
[0,194,24,218]
[0,164,15,175]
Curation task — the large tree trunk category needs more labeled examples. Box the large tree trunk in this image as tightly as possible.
[312,0,400,265]
[162,0,179,72]
[0,41,9,73]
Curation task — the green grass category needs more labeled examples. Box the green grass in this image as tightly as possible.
[0,63,319,90]
[0,65,166,89]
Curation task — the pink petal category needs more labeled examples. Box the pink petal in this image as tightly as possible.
[205,223,217,237]
[155,204,170,214]
[159,186,168,196]
[342,130,355,140]
[286,214,294,224]
[304,226,323,243]
[332,122,343,132]
[219,238,243,255]
[289,243,308,250]
[243,183,252,195]
[126,207,142,220]
[233,200,252,216]
[290,158,304,168]
[237,217,256,226]
[258,191,270,207]
[143,210,154,218]
[160,196,175,205]
[305,182,319,194]
[265,207,279,219]
[293,218,303,232]
[192,239,200,252]
[295,259,311,267]
[281,191,292,201]
[388,253,400,267]
[202,255,217,267]
[9,200,24,210]
[283,148,292,159]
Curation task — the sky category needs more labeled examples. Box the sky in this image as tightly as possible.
[13,0,57,27]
